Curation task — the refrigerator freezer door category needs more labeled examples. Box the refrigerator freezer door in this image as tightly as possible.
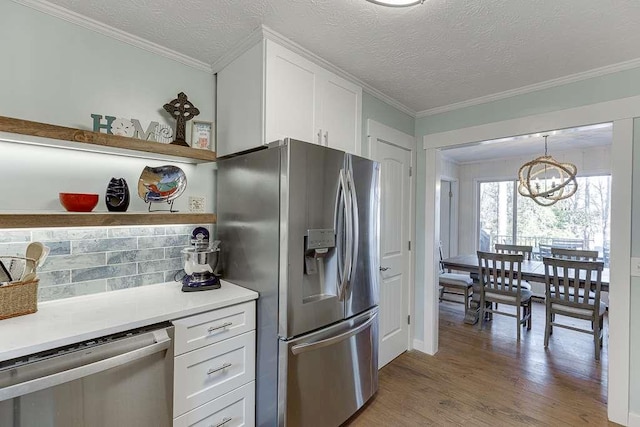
[217,147,281,426]
[280,140,347,338]
[278,308,378,427]
[345,154,381,318]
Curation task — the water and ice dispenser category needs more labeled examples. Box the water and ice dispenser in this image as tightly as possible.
[303,229,336,303]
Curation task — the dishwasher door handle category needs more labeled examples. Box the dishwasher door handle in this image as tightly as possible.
[0,328,171,401]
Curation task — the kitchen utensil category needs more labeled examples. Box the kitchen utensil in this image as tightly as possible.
[22,242,49,279]
[59,193,99,212]
[0,257,35,285]
[21,272,37,283]
[0,260,12,284]
[26,242,44,266]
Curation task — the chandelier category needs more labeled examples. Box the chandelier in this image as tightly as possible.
[365,0,424,6]
[517,135,578,207]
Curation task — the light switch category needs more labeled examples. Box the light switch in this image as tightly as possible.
[631,257,640,277]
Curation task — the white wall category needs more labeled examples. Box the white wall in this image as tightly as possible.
[0,1,216,212]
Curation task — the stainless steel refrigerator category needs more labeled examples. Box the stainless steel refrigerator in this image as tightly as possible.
[217,139,380,427]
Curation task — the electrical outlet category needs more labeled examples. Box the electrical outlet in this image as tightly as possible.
[631,257,640,277]
[188,196,205,213]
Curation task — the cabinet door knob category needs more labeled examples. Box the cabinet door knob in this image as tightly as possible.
[324,131,329,145]
[317,129,322,145]
[379,266,390,271]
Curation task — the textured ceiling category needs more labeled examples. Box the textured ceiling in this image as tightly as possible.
[41,0,640,113]
[441,123,612,164]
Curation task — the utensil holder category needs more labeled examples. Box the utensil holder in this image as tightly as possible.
[0,278,38,320]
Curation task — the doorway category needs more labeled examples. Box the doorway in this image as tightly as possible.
[422,102,635,424]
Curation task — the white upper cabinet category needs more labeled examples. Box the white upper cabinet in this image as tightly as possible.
[265,42,320,145]
[217,39,362,157]
[318,71,361,154]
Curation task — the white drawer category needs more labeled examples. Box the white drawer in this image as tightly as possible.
[173,301,255,355]
[173,381,255,427]
[174,331,256,417]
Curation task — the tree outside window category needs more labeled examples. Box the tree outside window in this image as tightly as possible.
[479,176,611,265]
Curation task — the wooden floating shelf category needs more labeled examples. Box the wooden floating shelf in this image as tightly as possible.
[0,116,216,164]
[0,213,217,229]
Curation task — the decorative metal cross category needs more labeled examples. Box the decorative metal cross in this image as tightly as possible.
[163,92,200,147]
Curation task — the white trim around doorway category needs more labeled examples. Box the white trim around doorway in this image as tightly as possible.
[421,93,640,426]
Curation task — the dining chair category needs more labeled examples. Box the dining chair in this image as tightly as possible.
[537,243,553,260]
[493,245,532,310]
[550,248,599,301]
[477,251,532,341]
[542,257,605,360]
[550,247,598,261]
[439,246,473,310]
[495,244,533,260]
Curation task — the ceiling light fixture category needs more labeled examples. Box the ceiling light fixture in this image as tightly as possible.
[365,0,424,7]
[517,135,578,207]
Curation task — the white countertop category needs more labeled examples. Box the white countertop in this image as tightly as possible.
[0,280,258,362]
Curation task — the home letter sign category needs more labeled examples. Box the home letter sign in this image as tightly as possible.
[90,114,172,142]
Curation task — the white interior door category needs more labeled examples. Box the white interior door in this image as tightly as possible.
[369,121,414,368]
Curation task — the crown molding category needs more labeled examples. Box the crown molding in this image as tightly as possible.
[213,25,417,118]
[416,57,640,118]
[211,26,265,74]
[261,26,417,118]
[13,0,214,74]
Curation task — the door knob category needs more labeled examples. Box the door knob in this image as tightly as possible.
[379,266,390,271]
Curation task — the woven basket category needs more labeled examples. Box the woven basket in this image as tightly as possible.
[0,279,38,320]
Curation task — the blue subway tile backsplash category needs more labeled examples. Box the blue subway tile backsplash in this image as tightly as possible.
[0,224,205,302]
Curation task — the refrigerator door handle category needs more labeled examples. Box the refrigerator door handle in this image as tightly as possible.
[342,170,353,300]
[335,169,351,299]
[290,312,377,355]
[346,168,359,283]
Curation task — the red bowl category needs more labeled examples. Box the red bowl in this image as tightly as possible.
[59,193,99,212]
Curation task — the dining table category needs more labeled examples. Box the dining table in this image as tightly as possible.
[441,254,610,324]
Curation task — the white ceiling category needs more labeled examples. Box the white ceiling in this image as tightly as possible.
[38,0,640,114]
[440,123,613,164]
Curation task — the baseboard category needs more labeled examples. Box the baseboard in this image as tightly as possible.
[627,412,639,426]
[412,339,425,352]
[412,339,425,353]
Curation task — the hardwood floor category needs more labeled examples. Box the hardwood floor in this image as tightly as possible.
[345,300,615,426]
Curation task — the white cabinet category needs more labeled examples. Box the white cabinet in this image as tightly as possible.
[172,301,256,356]
[173,382,255,427]
[217,39,362,157]
[173,301,256,426]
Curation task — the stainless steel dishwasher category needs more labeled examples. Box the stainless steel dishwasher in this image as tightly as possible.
[0,322,174,427]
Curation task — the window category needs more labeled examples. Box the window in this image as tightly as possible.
[478,175,611,265]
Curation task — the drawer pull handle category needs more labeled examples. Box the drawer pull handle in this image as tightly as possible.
[208,322,233,333]
[211,417,232,427]
[207,362,232,375]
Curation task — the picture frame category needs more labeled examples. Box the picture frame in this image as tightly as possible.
[191,120,214,150]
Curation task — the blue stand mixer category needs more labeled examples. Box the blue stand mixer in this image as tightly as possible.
[180,227,221,292]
